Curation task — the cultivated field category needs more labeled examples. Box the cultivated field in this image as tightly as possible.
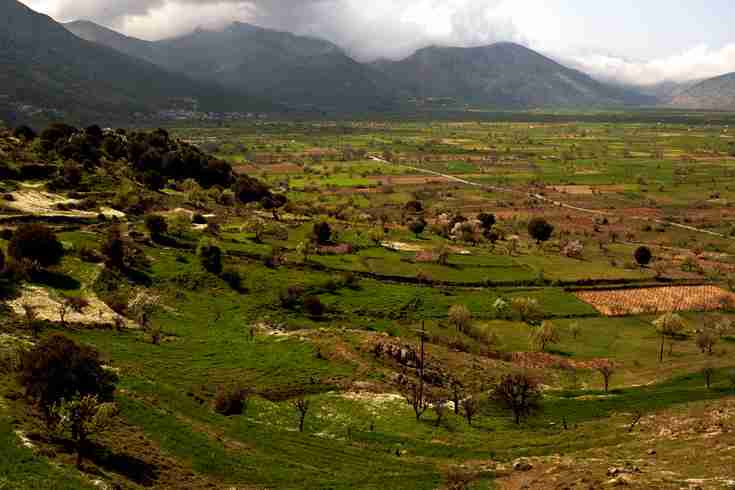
[575,285,735,316]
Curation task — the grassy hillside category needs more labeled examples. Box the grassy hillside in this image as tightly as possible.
[1,116,735,488]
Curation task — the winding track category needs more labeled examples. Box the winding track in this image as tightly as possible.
[370,156,730,240]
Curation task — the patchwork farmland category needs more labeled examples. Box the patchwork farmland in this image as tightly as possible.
[2,114,735,489]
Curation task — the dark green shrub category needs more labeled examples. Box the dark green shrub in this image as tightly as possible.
[280,286,304,309]
[8,224,64,269]
[19,334,118,420]
[213,385,249,416]
[101,226,127,269]
[13,125,37,142]
[477,213,496,231]
[303,296,325,318]
[199,244,223,274]
[528,217,554,244]
[409,218,427,237]
[144,214,168,237]
[78,245,104,264]
[312,222,332,245]
[221,267,244,292]
[634,246,652,267]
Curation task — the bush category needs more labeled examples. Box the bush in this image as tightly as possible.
[234,175,271,204]
[303,296,325,318]
[213,385,249,416]
[199,243,223,275]
[40,123,77,151]
[492,373,542,424]
[8,224,64,269]
[477,213,496,231]
[280,286,304,309]
[341,272,361,290]
[409,218,427,237]
[634,246,652,267]
[19,334,118,419]
[528,217,554,244]
[0,248,4,272]
[221,267,244,292]
[144,214,168,237]
[101,226,127,269]
[312,222,332,245]
[404,200,423,213]
[13,125,37,142]
[78,245,104,264]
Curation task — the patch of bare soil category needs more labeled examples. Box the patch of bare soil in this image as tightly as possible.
[2,190,124,219]
[6,286,135,328]
[262,163,302,174]
[381,241,471,255]
[232,164,259,174]
[368,175,451,185]
[4,190,92,217]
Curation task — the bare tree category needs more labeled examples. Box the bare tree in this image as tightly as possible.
[492,373,542,425]
[293,398,310,432]
[404,381,429,422]
[404,322,429,421]
[450,380,463,415]
[58,302,70,326]
[22,303,40,338]
[627,411,643,433]
[703,365,715,390]
[593,360,616,393]
[653,313,686,362]
[431,398,448,427]
[696,329,718,355]
[461,397,479,427]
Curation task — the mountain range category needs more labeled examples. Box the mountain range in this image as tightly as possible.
[0,0,275,122]
[2,0,735,122]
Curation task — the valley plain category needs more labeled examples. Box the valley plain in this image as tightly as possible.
[2,114,735,488]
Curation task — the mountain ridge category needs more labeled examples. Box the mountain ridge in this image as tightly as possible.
[371,42,654,108]
[65,21,656,111]
[669,72,735,110]
[0,1,276,123]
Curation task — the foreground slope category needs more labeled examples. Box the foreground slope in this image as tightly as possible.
[669,72,735,110]
[372,43,654,108]
[0,1,273,121]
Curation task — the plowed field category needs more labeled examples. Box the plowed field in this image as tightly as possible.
[574,285,735,316]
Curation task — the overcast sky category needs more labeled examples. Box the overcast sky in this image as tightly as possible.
[20,0,735,85]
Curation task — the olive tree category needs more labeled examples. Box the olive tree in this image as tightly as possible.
[448,305,472,334]
[653,313,686,362]
[529,321,560,352]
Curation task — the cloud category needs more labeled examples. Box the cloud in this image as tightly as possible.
[21,0,735,85]
[559,44,735,86]
[31,0,525,60]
